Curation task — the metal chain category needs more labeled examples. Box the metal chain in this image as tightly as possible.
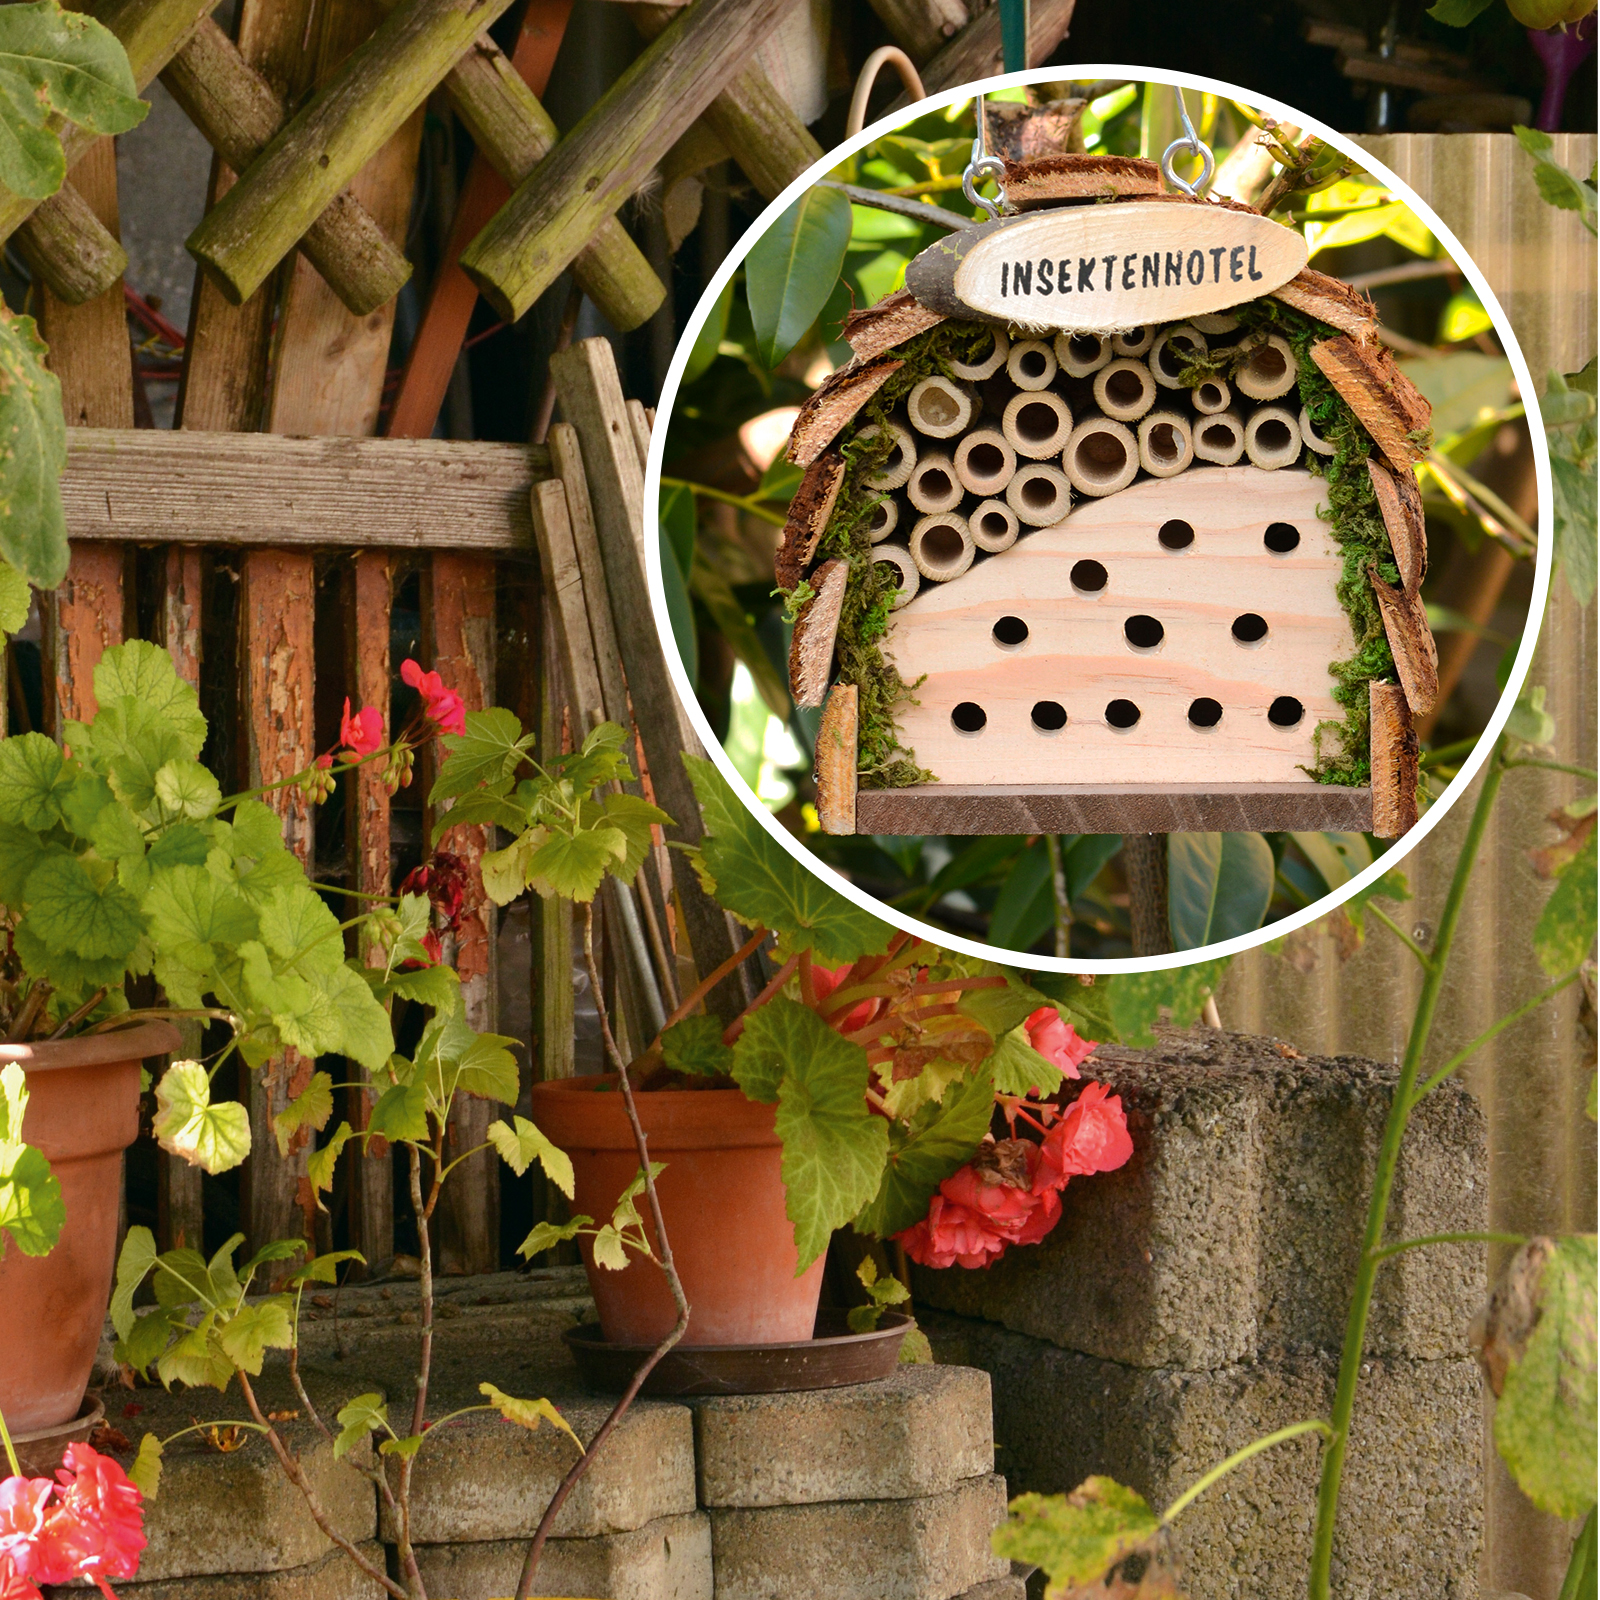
[1160,85,1215,198]
[962,92,1006,220]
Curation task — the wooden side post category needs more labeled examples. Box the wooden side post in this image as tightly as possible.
[1125,834,1174,958]
[815,684,858,835]
[1369,681,1419,840]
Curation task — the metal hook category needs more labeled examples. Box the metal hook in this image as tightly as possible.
[1160,86,1215,198]
[962,91,1006,220]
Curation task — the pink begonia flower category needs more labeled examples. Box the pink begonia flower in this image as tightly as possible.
[31,1444,146,1593]
[339,700,385,759]
[1033,1082,1134,1195]
[401,658,467,737]
[1024,1006,1096,1080]
[0,1557,41,1600]
[0,1478,53,1581]
[808,962,874,1030]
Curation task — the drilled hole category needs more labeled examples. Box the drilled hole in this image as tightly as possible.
[1268,696,1304,728]
[1232,613,1268,644]
[1105,699,1141,729]
[951,701,987,734]
[1031,700,1067,731]
[1157,519,1194,551]
[1070,559,1107,593]
[992,615,1029,647]
[968,442,1005,476]
[1016,402,1059,443]
[1264,522,1300,553]
[1188,697,1223,728]
[1124,614,1164,650]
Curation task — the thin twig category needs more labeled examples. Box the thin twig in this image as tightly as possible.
[817,180,970,231]
[657,926,768,1035]
[48,987,108,1040]
[515,902,691,1600]
[392,1143,437,1599]
[7,982,50,1043]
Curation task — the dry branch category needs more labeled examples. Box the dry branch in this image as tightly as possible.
[814,683,860,835]
[788,558,849,708]
[1366,456,1428,594]
[774,451,846,591]
[1368,681,1418,839]
[787,356,904,466]
[1369,564,1439,716]
[1309,335,1433,474]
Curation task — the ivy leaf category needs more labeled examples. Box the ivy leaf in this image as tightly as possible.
[1534,831,1596,978]
[0,1062,62,1258]
[153,758,221,821]
[1107,960,1231,1049]
[22,851,143,959]
[333,1393,387,1461]
[1167,832,1275,950]
[487,1116,574,1197]
[216,1297,295,1375]
[0,307,66,588]
[662,1013,734,1078]
[856,1067,994,1238]
[271,1070,333,1158]
[430,708,534,802]
[127,1433,163,1500]
[746,184,852,368]
[93,642,206,759]
[478,1382,583,1453]
[993,1478,1162,1589]
[685,752,892,964]
[153,1060,251,1175]
[0,731,69,830]
[516,1216,589,1260]
[111,1223,157,1339]
[524,825,627,904]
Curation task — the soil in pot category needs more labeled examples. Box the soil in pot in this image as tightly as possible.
[0,1022,180,1432]
[528,1076,825,1347]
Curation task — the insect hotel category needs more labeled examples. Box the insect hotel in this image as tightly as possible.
[777,154,1437,842]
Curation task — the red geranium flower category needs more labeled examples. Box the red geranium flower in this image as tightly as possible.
[1034,1081,1134,1194]
[401,659,467,737]
[0,1478,52,1582]
[338,700,385,759]
[0,1557,41,1600]
[34,1444,146,1593]
[399,853,470,936]
[1024,1006,1096,1080]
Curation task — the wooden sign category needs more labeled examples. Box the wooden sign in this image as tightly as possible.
[905,201,1309,331]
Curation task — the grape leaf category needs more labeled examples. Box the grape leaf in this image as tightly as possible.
[333,1393,387,1461]
[417,1009,520,1105]
[110,1224,158,1339]
[0,307,66,588]
[487,1115,574,1197]
[382,961,460,1012]
[516,1216,588,1259]
[367,1078,428,1144]
[524,824,627,903]
[216,1297,294,1375]
[430,707,534,802]
[153,1059,251,1175]
[0,731,69,830]
[306,1121,353,1208]
[287,1248,364,1287]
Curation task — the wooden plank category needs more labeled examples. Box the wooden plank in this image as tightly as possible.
[855,782,1374,835]
[866,0,969,62]
[1369,681,1417,839]
[529,479,607,730]
[346,552,394,1276]
[62,430,548,548]
[888,0,1076,101]
[815,683,857,835]
[45,546,127,730]
[428,552,500,1275]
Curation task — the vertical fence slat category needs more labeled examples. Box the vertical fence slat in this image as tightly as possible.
[348,551,395,1276]
[428,553,499,1274]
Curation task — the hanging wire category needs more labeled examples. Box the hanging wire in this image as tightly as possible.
[1160,85,1216,198]
[962,92,1006,220]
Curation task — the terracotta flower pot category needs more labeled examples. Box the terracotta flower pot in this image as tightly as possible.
[0,1022,180,1432]
[527,1076,825,1347]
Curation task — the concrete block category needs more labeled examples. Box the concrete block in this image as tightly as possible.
[411,1512,712,1600]
[692,1365,994,1506]
[913,1031,1486,1368]
[955,1580,1028,1600]
[384,1399,696,1542]
[709,1475,1012,1600]
[924,1311,1481,1600]
[61,1543,388,1599]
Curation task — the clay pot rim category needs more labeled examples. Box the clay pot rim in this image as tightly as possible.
[529,1073,780,1152]
[0,1020,183,1073]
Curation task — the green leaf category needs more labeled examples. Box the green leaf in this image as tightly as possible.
[21,850,143,959]
[333,1393,387,1461]
[1426,0,1496,22]
[259,883,344,975]
[1108,960,1231,1048]
[378,1433,424,1460]
[288,1248,364,1287]
[524,824,627,904]
[143,863,258,970]
[418,1010,520,1105]
[1167,832,1275,950]
[0,1061,62,1258]
[487,1115,574,1197]
[216,1297,294,1375]
[0,559,31,639]
[1535,831,1597,978]
[156,1314,233,1391]
[1292,831,1373,896]
[856,1067,994,1238]
[0,822,41,903]
[79,698,192,812]
[663,522,698,685]
[430,708,533,803]
[154,758,221,821]
[986,1025,1065,1098]
[0,731,69,829]
[0,308,67,588]
[992,1478,1161,1588]
[240,1238,308,1275]
[13,912,131,992]
[127,1433,163,1500]
[898,1323,934,1364]
[478,832,533,905]
[599,792,670,886]
[326,962,397,1072]
[381,960,460,1013]
[746,185,852,368]
[1343,866,1411,944]
[1495,1236,1598,1520]
[479,1382,583,1453]
[111,1223,158,1339]
[516,1216,588,1260]
[660,480,696,582]
[116,1306,175,1377]
[306,1122,353,1209]
[1515,126,1597,233]
[153,1059,251,1175]
[94,641,206,758]
[685,752,891,964]
[368,1077,428,1144]
[0,1,145,196]
[661,1013,734,1078]
[271,1070,333,1157]
[683,273,733,384]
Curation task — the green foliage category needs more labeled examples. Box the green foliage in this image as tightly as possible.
[479,1382,583,1453]
[660,1012,734,1077]
[746,186,853,369]
[1341,866,1412,945]
[333,1394,387,1461]
[1426,0,1497,20]
[994,1478,1161,1594]
[846,1254,910,1332]
[1514,127,1597,236]
[271,1069,333,1157]
[1535,830,1597,978]
[153,1061,250,1176]
[127,1433,162,1500]
[487,1115,574,1196]
[660,480,698,685]
[0,1060,61,1257]
[1108,960,1231,1048]
[1495,1236,1598,1520]
[1167,832,1276,951]
[1544,363,1597,606]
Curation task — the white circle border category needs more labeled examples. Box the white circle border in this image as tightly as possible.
[642,61,1555,976]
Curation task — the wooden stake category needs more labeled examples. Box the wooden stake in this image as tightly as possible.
[865,0,969,62]
[458,0,798,322]
[814,683,859,836]
[888,0,1077,100]
[1369,681,1417,839]
[529,479,607,731]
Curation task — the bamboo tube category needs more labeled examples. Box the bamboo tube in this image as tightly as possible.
[859,421,916,489]
[1191,376,1231,415]
[187,0,521,306]
[1054,330,1111,378]
[866,496,900,543]
[969,499,1019,553]
[950,325,1009,381]
[954,427,1016,496]
[1234,333,1298,400]
[1063,416,1139,497]
[907,374,975,438]
[161,15,413,318]
[1006,462,1072,526]
[1192,409,1246,466]
[1007,338,1058,391]
[1111,325,1154,357]
[909,511,975,581]
[1300,405,1336,457]
[1093,358,1157,423]
[460,0,797,321]
[1191,311,1240,334]
[1149,323,1208,388]
[1137,411,1194,478]
[12,184,126,305]
[906,451,962,513]
[1001,390,1073,459]
[1244,405,1302,470]
[873,543,920,608]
